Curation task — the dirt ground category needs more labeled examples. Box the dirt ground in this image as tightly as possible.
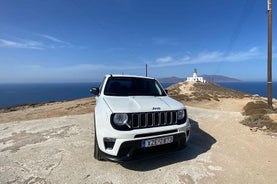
[0,106,276,184]
[0,97,95,123]
[0,82,277,183]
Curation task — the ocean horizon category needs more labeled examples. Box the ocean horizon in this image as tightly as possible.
[0,81,276,108]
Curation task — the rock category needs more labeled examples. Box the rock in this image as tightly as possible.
[251,94,261,101]
[250,127,258,132]
[262,126,267,130]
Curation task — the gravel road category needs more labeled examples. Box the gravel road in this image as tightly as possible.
[0,106,276,184]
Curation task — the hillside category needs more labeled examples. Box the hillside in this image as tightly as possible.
[167,81,248,101]
[167,81,277,132]
[159,74,241,83]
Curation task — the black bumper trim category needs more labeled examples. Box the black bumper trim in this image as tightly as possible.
[99,133,187,162]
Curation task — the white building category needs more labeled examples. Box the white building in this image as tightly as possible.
[186,69,206,83]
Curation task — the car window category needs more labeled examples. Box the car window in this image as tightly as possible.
[104,77,166,96]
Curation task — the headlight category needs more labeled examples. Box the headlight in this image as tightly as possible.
[177,109,185,120]
[113,113,128,126]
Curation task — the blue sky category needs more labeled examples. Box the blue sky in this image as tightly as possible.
[0,0,276,82]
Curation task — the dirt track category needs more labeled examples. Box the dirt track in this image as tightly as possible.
[0,106,276,184]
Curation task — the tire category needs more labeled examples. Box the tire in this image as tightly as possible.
[177,141,187,150]
[94,115,104,161]
[94,132,104,161]
[177,136,187,150]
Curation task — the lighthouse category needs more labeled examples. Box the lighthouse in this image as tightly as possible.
[186,69,206,83]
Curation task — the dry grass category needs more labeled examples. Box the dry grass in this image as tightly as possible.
[170,94,190,102]
[166,83,182,96]
[240,101,277,132]
[241,115,277,132]
[192,82,247,99]
[242,101,272,116]
[167,82,248,102]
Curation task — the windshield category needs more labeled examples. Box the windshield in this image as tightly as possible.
[104,77,166,96]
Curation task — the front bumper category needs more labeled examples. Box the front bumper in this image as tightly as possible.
[99,132,189,162]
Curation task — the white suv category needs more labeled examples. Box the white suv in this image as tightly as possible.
[90,74,191,161]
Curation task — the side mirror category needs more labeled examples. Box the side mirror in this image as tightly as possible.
[90,87,100,96]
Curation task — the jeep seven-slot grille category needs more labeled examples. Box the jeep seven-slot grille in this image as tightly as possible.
[129,111,178,129]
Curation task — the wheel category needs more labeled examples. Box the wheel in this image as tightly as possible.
[176,136,187,150]
[94,115,104,161]
[94,132,104,161]
[177,141,187,150]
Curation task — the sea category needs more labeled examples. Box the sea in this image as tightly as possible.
[0,82,276,108]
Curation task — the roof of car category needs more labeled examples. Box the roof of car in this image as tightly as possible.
[105,74,155,80]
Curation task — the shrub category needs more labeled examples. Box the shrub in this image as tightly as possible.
[243,101,271,116]
[240,115,277,132]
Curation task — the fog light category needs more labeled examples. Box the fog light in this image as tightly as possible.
[104,138,116,150]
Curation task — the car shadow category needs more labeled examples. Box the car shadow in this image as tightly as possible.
[120,119,216,171]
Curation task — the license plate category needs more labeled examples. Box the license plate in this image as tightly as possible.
[141,136,174,148]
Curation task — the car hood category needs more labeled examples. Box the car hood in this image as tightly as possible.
[103,96,184,113]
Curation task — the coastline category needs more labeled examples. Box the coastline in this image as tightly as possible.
[1,81,276,108]
[0,81,276,133]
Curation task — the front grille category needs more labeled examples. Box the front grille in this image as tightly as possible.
[111,110,187,131]
[129,111,178,129]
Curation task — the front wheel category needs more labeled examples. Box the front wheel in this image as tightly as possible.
[94,115,104,161]
[94,132,104,161]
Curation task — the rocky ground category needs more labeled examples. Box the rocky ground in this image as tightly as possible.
[0,81,277,184]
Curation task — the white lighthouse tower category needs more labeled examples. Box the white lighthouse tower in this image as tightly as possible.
[186,69,206,83]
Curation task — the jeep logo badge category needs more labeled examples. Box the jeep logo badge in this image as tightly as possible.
[152,107,161,110]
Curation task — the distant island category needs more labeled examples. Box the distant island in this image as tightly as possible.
[158,75,241,83]
[199,75,242,83]
[158,77,184,83]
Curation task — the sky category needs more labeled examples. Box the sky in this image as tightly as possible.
[0,0,276,83]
